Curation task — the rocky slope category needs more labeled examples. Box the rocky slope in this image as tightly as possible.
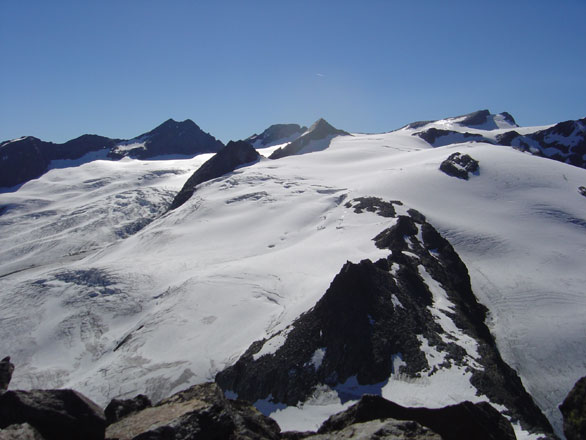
[216,198,554,438]
[169,140,260,210]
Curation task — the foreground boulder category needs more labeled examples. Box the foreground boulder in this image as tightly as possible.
[105,382,281,440]
[169,140,260,210]
[0,389,105,440]
[559,376,586,440]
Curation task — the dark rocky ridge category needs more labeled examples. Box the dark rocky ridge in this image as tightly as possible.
[107,119,223,160]
[0,119,223,188]
[318,395,516,440]
[246,124,307,148]
[169,140,260,211]
[269,119,349,159]
[216,197,554,437]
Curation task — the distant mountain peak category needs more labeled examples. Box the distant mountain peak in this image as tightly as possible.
[246,123,307,149]
[404,110,518,131]
[269,118,348,159]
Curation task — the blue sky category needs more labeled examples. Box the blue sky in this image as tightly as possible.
[1,0,585,144]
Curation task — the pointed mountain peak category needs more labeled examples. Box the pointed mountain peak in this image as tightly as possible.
[246,123,307,148]
[152,118,201,133]
[307,118,338,133]
[305,118,348,137]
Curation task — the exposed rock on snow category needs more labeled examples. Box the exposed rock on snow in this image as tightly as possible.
[498,118,586,168]
[269,119,349,159]
[559,376,586,440]
[216,199,553,436]
[0,389,105,440]
[169,140,260,210]
[439,152,479,180]
[0,357,14,392]
[317,394,515,440]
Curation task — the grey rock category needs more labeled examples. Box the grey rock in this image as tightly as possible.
[0,423,45,440]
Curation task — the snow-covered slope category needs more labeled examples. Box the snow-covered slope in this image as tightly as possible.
[1,117,585,438]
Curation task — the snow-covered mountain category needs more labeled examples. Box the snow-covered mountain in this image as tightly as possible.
[405,110,586,169]
[1,111,585,439]
[0,119,223,188]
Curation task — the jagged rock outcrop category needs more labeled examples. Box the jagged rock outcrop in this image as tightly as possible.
[317,395,515,440]
[169,140,260,211]
[439,152,479,180]
[104,394,152,425]
[269,119,348,159]
[246,124,307,148]
[497,118,586,168]
[559,376,586,440]
[0,119,223,188]
[0,389,106,440]
[105,382,281,440]
[0,357,14,392]
[216,197,554,437]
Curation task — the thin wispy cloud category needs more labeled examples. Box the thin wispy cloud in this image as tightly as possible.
[316,73,325,77]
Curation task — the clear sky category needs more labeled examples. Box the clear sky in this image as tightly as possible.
[1,0,585,144]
